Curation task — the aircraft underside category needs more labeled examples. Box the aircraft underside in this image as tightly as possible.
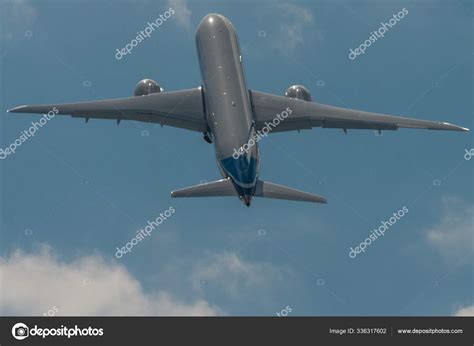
[7,13,468,207]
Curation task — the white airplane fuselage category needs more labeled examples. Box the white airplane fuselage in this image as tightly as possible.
[196,13,259,206]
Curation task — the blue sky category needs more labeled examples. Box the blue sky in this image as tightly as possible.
[0,0,472,316]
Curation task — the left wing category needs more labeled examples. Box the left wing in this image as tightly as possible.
[7,88,208,132]
[249,90,469,133]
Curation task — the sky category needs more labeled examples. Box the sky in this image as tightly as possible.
[0,0,472,316]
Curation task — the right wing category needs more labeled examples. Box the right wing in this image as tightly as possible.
[8,88,208,133]
[249,90,469,133]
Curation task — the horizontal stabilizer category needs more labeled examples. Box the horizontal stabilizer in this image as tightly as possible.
[171,178,236,198]
[254,180,327,204]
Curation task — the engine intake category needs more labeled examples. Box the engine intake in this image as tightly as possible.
[285,85,312,101]
[134,79,163,96]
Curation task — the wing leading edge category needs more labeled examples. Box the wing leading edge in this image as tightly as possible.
[249,90,469,133]
[7,88,208,133]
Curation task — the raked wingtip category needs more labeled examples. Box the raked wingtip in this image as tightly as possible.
[7,105,27,113]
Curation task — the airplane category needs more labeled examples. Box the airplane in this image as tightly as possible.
[7,13,469,207]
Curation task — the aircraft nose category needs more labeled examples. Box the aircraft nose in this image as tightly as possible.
[197,13,231,33]
[203,13,228,23]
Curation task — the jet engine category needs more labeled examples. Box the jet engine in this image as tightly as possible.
[134,79,163,96]
[284,85,312,101]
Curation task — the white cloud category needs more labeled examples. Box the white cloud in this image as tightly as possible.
[272,3,322,53]
[426,197,474,259]
[191,251,288,297]
[167,0,192,30]
[278,3,313,47]
[0,246,219,316]
[1,0,37,41]
[454,305,474,316]
[4,0,36,20]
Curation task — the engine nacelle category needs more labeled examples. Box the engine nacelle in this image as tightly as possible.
[134,79,163,96]
[285,85,312,101]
